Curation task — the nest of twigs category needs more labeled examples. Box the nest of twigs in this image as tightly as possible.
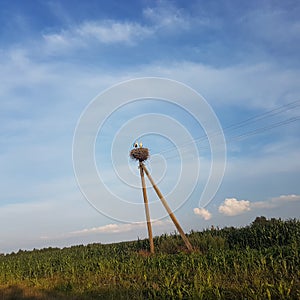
[130,148,149,162]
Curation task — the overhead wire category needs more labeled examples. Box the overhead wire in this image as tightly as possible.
[153,99,300,156]
[150,99,300,162]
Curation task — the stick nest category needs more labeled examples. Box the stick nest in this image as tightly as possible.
[130,148,149,162]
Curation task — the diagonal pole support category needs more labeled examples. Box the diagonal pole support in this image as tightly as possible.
[139,162,155,254]
[141,163,193,252]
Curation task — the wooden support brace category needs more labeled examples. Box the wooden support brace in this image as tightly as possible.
[141,163,193,252]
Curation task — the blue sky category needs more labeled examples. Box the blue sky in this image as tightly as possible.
[1,0,300,253]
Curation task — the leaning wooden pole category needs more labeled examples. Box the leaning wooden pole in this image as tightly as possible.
[139,162,155,254]
[141,163,193,252]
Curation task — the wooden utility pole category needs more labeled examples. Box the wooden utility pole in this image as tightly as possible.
[130,145,193,253]
[141,163,193,252]
[139,162,155,254]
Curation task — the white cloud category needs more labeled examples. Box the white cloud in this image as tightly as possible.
[193,207,212,220]
[139,61,300,109]
[272,194,300,202]
[143,2,217,33]
[77,21,152,43]
[4,41,300,112]
[44,219,171,239]
[43,20,153,51]
[219,194,300,216]
[42,3,217,53]
[43,32,71,49]
[219,198,251,216]
[143,4,189,30]
[71,223,143,235]
[252,194,300,209]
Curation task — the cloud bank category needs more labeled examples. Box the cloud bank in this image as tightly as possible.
[219,194,300,216]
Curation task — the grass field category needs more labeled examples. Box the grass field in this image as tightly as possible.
[0,217,299,299]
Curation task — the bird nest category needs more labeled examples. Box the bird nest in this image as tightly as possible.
[130,148,149,162]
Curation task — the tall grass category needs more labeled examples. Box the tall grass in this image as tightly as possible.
[0,217,299,299]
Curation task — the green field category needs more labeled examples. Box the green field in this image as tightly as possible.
[0,217,299,299]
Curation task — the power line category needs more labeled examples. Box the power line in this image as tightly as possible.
[226,116,300,142]
[223,99,300,133]
[150,100,300,162]
[152,116,300,163]
[153,99,300,156]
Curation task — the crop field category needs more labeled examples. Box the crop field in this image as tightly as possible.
[0,217,299,299]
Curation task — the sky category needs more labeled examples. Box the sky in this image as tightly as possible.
[1,0,300,253]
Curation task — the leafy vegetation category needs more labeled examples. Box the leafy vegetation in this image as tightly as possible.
[0,217,299,299]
